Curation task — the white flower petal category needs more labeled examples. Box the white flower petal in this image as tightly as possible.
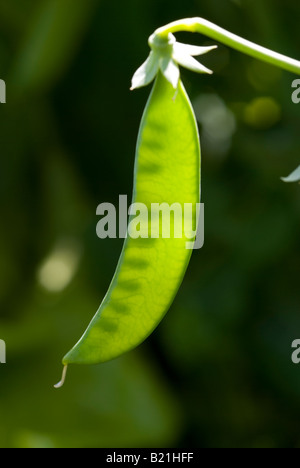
[281,165,300,183]
[173,51,213,75]
[160,57,180,89]
[174,42,217,57]
[131,51,160,90]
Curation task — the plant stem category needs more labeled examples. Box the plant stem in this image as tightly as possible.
[155,18,300,75]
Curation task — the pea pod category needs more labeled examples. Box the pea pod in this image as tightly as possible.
[61,72,200,369]
[56,17,300,387]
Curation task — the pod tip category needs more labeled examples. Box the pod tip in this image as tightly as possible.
[54,365,68,389]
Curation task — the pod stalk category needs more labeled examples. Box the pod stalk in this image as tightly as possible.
[154,17,300,75]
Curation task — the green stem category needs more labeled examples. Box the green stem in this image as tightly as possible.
[155,18,300,75]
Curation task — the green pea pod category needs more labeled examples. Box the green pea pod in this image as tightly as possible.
[61,73,200,370]
[56,17,300,387]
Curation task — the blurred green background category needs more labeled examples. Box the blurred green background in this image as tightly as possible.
[0,0,299,448]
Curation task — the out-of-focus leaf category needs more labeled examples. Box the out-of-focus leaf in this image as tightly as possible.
[10,0,96,95]
[0,352,182,448]
[0,278,182,448]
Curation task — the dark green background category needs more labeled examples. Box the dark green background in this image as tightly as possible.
[0,0,299,448]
